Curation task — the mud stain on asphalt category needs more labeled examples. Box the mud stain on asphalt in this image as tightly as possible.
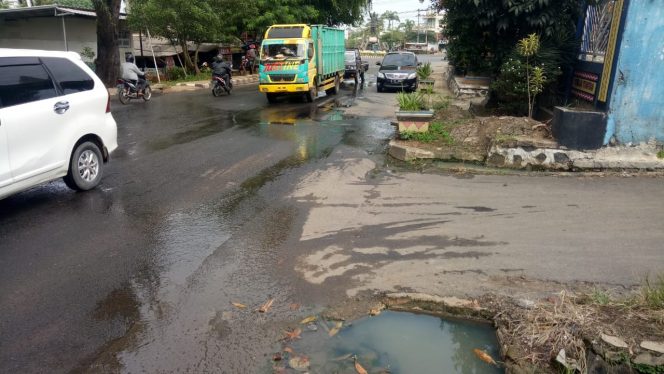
[455,206,497,212]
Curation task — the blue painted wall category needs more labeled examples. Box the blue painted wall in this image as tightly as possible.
[606,2,664,144]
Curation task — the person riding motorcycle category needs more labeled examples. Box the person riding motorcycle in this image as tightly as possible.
[121,55,146,93]
[211,55,232,89]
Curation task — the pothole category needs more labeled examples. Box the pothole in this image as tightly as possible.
[271,310,503,373]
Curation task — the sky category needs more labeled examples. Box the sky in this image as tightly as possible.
[368,0,436,23]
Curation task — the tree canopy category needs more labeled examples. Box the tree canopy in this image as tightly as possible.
[434,0,584,74]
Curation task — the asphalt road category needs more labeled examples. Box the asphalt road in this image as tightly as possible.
[1,58,663,373]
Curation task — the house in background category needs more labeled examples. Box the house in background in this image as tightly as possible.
[0,4,132,64]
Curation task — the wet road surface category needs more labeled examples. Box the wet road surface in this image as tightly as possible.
[2,58,663,373]
[0,79,395,373]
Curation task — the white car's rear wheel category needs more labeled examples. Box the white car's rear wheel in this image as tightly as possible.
[63,141,103,191]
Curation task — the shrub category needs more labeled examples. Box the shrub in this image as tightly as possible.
[400,121,453,144]
[397,91,425,111]
[166,66,186,81]
[416,62,433,80]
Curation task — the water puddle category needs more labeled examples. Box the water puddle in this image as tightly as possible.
[272,311,503,373]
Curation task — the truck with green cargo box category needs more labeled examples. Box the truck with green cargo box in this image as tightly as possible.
[258,24,345,103]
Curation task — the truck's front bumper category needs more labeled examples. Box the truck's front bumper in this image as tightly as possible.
[259,84,309,93]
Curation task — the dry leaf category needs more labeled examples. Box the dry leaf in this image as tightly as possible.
[289,356,310,371]
[329,321,343,336]
[473,349,497,366]
[259,298,274,313]
[354,358,368,374]
[300,316,317,324]
[231,302,247,309]
[369,308,381,316]
[283,328,302,341]
[283,347,294,354]
[289,303,301,311]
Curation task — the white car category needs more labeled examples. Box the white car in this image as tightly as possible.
[0,49,118,200]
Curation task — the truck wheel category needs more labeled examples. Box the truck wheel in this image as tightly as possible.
[325,76,340,96]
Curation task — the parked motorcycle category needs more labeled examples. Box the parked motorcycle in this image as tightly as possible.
[211,75,233,96]
[117,78,152,104]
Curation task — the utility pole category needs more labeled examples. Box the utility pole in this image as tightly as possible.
[417,0,424,44]
[417,9,422,43]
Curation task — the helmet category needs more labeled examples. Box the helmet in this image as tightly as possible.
[126,55,134,63]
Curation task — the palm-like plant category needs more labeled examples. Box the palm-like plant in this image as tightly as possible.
[381,10,400,30]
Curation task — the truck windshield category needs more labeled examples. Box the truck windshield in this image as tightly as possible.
[262,43,306,60]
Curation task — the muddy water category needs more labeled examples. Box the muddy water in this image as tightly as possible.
[280,311,503,374]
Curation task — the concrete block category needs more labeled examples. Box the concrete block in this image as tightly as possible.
[388,141,435,161]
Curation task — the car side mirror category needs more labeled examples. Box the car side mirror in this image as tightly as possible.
[376,62,381,66]
[308,49,314,59]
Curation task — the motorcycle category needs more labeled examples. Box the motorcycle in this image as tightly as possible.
[211,74,233,96]
[117,78,152,105]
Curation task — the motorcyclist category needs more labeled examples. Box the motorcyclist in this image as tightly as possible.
[121,55,145,93]
[211,54,231,89]
[246,44,257,74]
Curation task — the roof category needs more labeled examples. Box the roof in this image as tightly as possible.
[131,34,223,57]
[0,4,126,20]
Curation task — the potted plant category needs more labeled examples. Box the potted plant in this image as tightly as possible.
[417,62,434,90]
[395,91,434,134]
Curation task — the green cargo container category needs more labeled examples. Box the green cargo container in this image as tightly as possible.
[310,25,345,78]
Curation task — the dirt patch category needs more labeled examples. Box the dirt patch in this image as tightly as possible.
[401,106,553,163]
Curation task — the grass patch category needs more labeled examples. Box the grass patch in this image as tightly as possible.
[400,121,454,144]
[657,150,664,159]
[590,288,611,306]
[163,72,213,86]
[639,274,664,309]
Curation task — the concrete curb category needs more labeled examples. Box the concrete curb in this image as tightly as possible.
[107,76,259,96]
[389,138,664,171]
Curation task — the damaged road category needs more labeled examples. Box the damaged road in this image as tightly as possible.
[0,69,663,373]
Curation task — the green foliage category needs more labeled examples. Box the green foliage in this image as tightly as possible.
[517,33,540,58]
[79,46,95,61]
[432,95,450,111]
[657,150,664,159]
[633,363,664,374]
[0,1,9,9]
[416,62,433,80]
[396,91,426,111]
[166,66,186,81]
[492,33,554,117]
[640,274,664,309]
[590,288,611,306]
[401,121,453,144]
[436,0,583,75]
[51,0,94,9]
[381,11,400,30]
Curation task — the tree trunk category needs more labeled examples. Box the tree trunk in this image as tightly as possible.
[92,0,122,87]
[193,44,201,74]
[179,40,196,73]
